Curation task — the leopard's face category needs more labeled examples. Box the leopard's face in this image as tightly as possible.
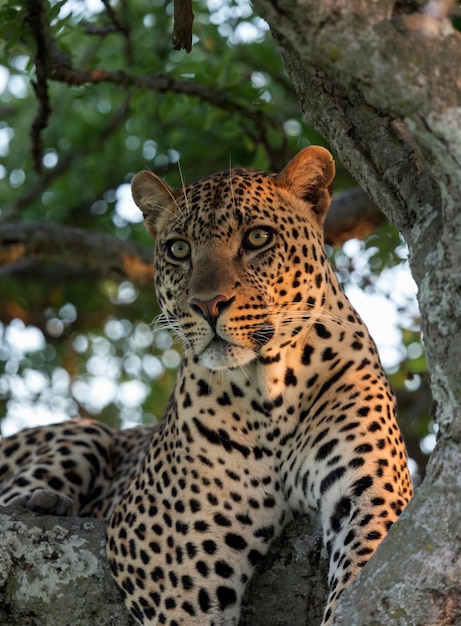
[134,149,334,371]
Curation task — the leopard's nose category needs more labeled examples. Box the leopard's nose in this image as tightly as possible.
[189,295,234,327]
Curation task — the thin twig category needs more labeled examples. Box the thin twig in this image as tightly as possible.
[100,0,133,63]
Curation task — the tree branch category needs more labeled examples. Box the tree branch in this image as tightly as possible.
[48,65,272,129]
[0,505,326,626]
[0,506,135,626]
[324,188,385,247]
[0,222,153,286]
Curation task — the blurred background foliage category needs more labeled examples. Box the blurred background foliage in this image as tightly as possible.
[0,0,432,480]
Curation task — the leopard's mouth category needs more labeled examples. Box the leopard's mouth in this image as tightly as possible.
[197,337,257,371]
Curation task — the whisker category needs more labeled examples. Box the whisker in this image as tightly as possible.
[176,159,190,216]
[243,300,367,341]
[208,368,216,391]
[141,168,184,217]
[150,313,190,348]
[235,359,251,383]
[143,198,183,223]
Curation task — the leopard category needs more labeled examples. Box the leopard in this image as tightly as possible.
[0,146,412,626]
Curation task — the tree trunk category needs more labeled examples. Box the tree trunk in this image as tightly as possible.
[252,0,461,623]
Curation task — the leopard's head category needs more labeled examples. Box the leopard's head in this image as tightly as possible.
[132,146,335,371]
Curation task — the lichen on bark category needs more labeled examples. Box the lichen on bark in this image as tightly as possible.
[0,506,135,626]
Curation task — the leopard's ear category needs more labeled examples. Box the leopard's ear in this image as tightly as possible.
[131,171,180,238]
[275,146,335,223]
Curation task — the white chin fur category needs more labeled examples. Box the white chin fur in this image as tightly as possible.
[199,339,256,371]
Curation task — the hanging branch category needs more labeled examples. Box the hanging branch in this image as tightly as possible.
[173,0,194,52]
[25,0,53,173]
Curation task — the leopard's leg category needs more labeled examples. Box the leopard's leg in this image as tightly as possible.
[281,419,412,625]
[0,418,117,516]
[319,481,405,624]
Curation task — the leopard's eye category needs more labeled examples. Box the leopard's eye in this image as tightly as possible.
[167,239,191,261]
[244,227,273,250]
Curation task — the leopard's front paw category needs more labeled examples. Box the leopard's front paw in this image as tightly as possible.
[10,489,77,516]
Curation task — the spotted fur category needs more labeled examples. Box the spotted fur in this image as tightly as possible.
[0,146,412,625]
